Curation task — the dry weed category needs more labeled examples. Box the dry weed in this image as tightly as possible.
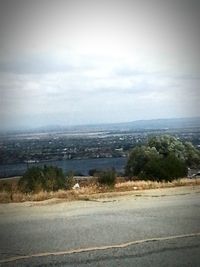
[0,191,11,203]
[115,178,200,191]
[0,177,199,203]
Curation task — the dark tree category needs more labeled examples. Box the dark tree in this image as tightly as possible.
[125,135,197,181]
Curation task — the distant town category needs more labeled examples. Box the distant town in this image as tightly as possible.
[0,118,200,165]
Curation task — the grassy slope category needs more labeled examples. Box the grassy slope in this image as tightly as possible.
[0,177,200,203]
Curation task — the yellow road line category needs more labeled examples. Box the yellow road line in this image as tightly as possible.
[1,232,200,264]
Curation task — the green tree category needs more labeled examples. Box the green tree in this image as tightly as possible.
[184,142,200,168]
[148,135,200,167]
[125,146,160,178]
[142,155,187,181]
[125,135,199,181]
[148,135,186,159]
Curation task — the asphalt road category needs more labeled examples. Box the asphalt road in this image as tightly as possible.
[0,186,200,266]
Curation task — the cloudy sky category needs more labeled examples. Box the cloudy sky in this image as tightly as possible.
[0,0,199,131]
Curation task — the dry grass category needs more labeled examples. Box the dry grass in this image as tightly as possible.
[0,177,199,203]
[115,178,200,191]
[0,191,11,203]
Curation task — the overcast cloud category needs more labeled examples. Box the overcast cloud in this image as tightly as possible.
[0,0,199,131]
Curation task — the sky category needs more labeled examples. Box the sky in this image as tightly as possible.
[0,0,199,131]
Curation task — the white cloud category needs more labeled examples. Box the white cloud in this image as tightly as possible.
[0,0,199,130]
[0,49,199,130]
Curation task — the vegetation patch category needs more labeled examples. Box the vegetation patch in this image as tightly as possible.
[0,177,200,203]
[18,166,67,193]
[125,135,200,181]
[0,134,200,203]
[97,169,117,187]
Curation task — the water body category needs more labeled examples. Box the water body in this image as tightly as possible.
[0,157,127,178]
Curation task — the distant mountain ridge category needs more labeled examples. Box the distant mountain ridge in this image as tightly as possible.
[63,117,200,131]
[110,117,200,130]
[4,117,200,134]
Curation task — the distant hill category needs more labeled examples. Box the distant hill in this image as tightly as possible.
[106,117,200,131]
[32,117,200,132]
[2,117,200,135]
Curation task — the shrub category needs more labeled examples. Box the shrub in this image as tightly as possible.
[43,165,65,191]
[18,167,44,193]
[97,170,116,187]
[65,171,75,190]
[18,166,66,193]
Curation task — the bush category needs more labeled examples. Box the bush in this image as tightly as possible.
[65,171,75,190]
[18,165,66,193]
[18,167,44,192]
[125,135,193,181]
[97,170,116,187]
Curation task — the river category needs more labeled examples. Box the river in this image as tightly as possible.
[0,157,127,178]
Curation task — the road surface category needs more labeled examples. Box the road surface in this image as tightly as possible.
[0,186,200,266]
